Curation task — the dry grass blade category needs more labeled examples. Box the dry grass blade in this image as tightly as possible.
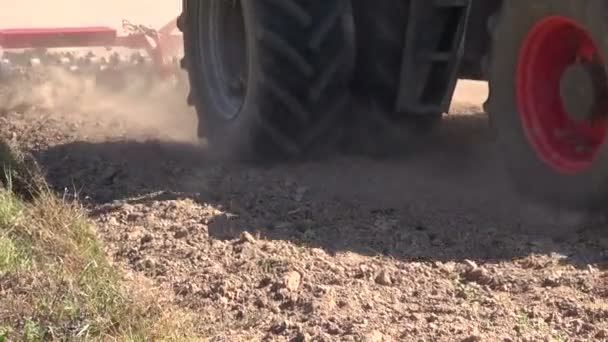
[0,140,200,341]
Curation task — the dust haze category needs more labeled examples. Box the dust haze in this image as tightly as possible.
[0,66,197,143]
[0,60,593,231]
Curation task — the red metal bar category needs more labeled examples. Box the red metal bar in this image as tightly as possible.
[0,27,117,49]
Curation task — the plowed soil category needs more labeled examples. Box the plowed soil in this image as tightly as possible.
[1,67,607,342]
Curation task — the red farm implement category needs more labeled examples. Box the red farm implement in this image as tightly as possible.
[0,18,184,89]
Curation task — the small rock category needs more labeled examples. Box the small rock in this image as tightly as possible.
[375,270,392,286]
[329,264,345,275]
[464,259,478,270]
[362,330,384,342]
[542,275,560,288]
[596,329,608,338]
[283,271,302,292]
[357,264,371,278]
[259,276,273,288]
[254,297,268,308]
[270,320,289,334]
[240,231,257,243]
[426,314,439,323]
[107,216,119,226]
[208,214,239,239]
[173,228,189,239]
[436,261,456,274]
[173,282,192,296]
[311,248,327,257]
[462,335,483,342]
[127,212,143,221]
[140,234,153,244]
[291,332,308,342]
[463,267,493,285]
[326,322,342,335]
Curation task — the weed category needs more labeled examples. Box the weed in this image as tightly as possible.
[0,142,200,341]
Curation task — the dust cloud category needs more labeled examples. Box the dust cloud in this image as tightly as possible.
[0,65,197,143]
[0,0,598,231]
[1,63,594,230]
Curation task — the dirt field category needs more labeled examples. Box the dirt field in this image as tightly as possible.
[0,66,606,341]
[1,2,607,341]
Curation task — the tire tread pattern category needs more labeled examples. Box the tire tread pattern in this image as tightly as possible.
[179,0,354,160]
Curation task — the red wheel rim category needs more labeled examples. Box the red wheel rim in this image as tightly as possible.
[516,15,608,174]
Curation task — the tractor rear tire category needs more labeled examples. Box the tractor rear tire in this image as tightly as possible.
[179,0,355,161]
[348,0,442,156]
[486,0,608,211]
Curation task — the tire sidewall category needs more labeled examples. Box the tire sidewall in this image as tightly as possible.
[185,1,261,158]
[489,0,608,208]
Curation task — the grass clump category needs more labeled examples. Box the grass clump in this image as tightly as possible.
[0,141,199,341]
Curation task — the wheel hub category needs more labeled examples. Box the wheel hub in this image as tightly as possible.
[560,62,598,122]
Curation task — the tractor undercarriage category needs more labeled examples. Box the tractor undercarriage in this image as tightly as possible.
[179,0,608,212]
[2,1,606,212]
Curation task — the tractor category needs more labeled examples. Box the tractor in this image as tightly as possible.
[177,0,608,211]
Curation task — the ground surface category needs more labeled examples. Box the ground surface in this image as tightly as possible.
[1,3,607,341]
[0,67,607,342]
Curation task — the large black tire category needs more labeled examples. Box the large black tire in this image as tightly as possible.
[486,0,608,211]
[348,0,442,156]
[179,0,355,161]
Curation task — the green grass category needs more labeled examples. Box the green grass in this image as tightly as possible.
[0,142,200,341]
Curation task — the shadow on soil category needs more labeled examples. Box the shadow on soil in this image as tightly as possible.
[33,112,608,269]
